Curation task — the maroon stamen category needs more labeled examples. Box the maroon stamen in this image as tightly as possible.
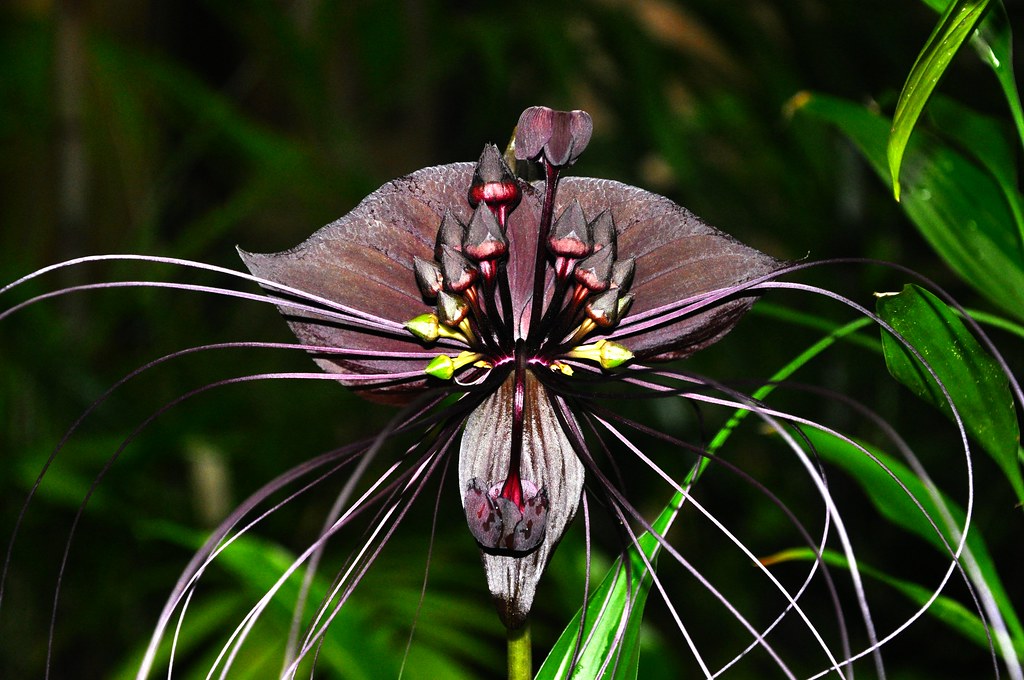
[495,261,515,339]
[553,256,574,281]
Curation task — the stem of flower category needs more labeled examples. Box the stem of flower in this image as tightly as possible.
[533,275,570,345]
[526,161,560,348]
[507,622,532,680]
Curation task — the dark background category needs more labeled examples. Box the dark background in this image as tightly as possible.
[2,1,1022,677]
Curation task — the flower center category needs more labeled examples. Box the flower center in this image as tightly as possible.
[405,143,635,382]
[405,136,634,553]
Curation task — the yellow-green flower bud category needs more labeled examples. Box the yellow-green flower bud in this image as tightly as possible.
[425,351,484,380]
[566,339,633,370]
[406,313,441,342]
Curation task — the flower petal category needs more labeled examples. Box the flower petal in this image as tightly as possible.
[241,163,546,394]
[459,370,585,629]
[555,177,784,358]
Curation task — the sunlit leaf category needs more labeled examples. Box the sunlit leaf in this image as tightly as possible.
[877,284,1023,502]
[536,493,682,680]
[791,92,1024,320]
[889,0,990,200]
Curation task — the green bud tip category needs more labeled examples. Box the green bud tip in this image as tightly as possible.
[566,339,633,370]
[425,354,455,380]
[424,351,483,380]
[406,313,440,342]
[597,340,633,369]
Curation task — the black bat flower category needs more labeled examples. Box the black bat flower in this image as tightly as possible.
[240,106,782,629]
[4,106,1002,680]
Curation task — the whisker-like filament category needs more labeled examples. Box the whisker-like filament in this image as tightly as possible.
[146,385,468,677]
[0,254,410,331]
[585,397,858,678]
[284,432,458,678]
[588,410,850,672]
[396,456,453,680]
[551,395,722,678]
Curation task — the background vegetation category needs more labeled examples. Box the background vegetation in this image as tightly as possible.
[2,0,1021,677]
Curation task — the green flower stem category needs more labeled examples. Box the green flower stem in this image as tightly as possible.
[507,623,532,680]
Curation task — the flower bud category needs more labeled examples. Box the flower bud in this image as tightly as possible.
[611,257,635,293]
[405,313,441,342]
[514,106,593,167]
[584,288,621,327]
[413,257,444,298]
[463,204,509,262]
[436,290,469,326]
[574,245,614,292]
[548,199,592,259]
[468,144,522,214]
[434,210,467,261]
[568,339,634,369]
[588,210,617,259]
[439,245,478,293]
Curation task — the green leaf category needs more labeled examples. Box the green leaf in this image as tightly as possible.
[536,493,683,680]
[767,547,1024,657]
[889,0,990,200]
[924,95,1024,257]
[796,427,1024,658]
[926,96,1018,200]
[919,0,1024,153]
[971,2,1024,152]
[876,284,1022,502]
[792,92,1024,320]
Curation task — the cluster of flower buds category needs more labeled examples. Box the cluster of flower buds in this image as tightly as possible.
[406,109,636,376]
[243,104,784,633]
[546,199,636,351]
[405,144,521,354]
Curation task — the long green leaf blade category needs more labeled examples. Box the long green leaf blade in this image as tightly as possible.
[889,0,990,200]
[536,493,683,680]
[919,0,1024,153]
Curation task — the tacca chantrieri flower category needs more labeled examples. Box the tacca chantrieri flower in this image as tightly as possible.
[240,105,782,630]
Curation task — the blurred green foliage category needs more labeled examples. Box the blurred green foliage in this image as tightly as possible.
[2,0,1022,678]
